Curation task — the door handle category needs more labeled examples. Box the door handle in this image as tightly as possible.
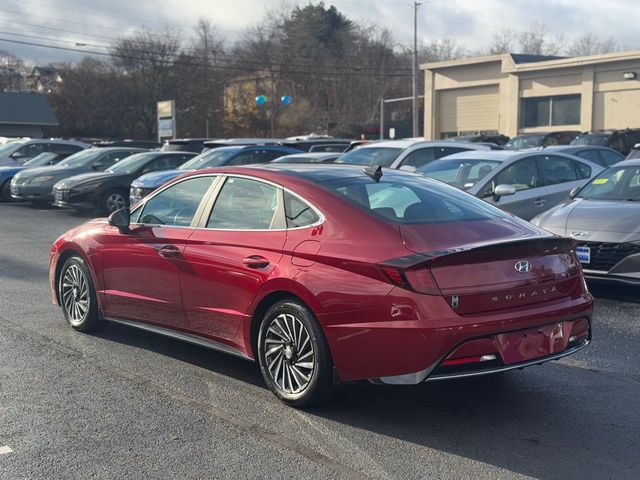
[534,198,546,206]
[158,244,181,258]
[242,255,270,269]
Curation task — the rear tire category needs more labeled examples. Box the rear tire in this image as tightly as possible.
[257,299,335,408]
[58,256,101,332]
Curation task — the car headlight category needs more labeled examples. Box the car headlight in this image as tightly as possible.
[30,175,57,184]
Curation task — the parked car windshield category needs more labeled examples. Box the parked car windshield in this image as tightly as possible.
[0,142,21,156]
[106,153,155,173]
[417,158,501,188]
[504,135,545,149]
[320,174,511,224]
[58,149,106,167]
[334,147,403,167]
[23,152,59,167]
[577,166,640,201]
[179,148,240,170]
[571,133,610,146]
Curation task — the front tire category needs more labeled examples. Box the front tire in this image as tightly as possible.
[58,256,101,332]
[102,189,128,214]
[257,300,334,408]
[0,179,11,202]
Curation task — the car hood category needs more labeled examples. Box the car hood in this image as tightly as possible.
[532,198,640,241]
[15,164,87,180]
[131,169,184,188]
[55,171,125,189]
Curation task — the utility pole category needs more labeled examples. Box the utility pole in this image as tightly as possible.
[412,1,421,138]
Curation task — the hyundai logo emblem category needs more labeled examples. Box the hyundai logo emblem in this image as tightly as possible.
[570,230,590,238]
[514,260,532,273]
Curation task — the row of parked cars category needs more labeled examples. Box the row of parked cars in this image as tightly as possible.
[3,132,639,286]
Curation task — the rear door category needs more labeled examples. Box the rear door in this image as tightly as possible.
[538,154,585,210]
[481,156,545,219]
[180,176,287,341]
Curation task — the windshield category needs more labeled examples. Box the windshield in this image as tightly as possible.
[106,153,154,173]
[0,142,21,156]
[571,133,610,146]
[577,166,640,201]
[334,147,403,166]
[504,135,545,149]
[320,174,511,224]
[418,158,501,188]
[23,152,59,167]
[58,149,106,167]
[179,148,239,170]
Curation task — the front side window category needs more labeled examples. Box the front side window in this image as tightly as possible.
[15,143,44,158]
[227,152,255,165]
[573,161,591,179]
[400,148,436,169]
[284,191,320,228]
[541,155,578,185]
[207,177,280,229]
[418,158,500,189]
[521,95,581,128]
[493,158,541,193]
[135,176,214,226]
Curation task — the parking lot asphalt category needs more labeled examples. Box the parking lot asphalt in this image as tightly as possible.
[0,202,639,480]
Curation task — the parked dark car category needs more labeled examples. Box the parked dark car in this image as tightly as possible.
[93,139,162,149]
[571,129,640,156]
[280,139,352,152]
[542,145,624,167]
[11,147,145,204]
[504,131,580,150]
[627,145,640,159]
[202,139,280,151]
[52,151,196,213]
[161,138,213,153]
[446,134,510,146]
[271,152,339,163]
[129,145,303,204]
[50,164,592,407]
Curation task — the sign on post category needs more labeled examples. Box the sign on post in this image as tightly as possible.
[157,100,176,142]
[389,128,396,140]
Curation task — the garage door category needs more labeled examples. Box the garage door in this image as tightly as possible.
[593,90,640,131]
[437,86,499,137]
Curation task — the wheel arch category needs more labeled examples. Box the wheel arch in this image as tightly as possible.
[54,246,100,305]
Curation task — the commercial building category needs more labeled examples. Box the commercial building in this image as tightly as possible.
[421,50,640,140]
[0,92,59,137]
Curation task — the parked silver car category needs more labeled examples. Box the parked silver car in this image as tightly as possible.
[0,139,88,167]
[335,139,494,170]
[531,158,640,284]
[417,150,604,220]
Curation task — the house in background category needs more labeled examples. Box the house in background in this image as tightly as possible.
[25,66,63,93]
[421,50,640,139]
[0,92,59,137]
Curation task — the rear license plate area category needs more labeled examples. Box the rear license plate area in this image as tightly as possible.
[495,322,565,365]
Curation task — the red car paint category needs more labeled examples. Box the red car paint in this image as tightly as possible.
[50,165,593,384]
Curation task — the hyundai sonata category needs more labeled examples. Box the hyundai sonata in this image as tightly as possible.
[50,165,593,407]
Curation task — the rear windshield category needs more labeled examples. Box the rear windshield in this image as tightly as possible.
[417,158,501,188]
[504,135,545,149]
[320,174,510,224]
[571,133,610,146]
[334,147,402,167]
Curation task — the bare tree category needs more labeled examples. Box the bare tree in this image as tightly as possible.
[488,24,561,56]
[566,33,618,56]
[419,38,468,63]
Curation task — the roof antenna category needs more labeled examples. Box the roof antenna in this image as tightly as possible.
[364,164,383,183]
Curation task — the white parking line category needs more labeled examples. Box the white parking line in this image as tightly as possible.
[0,446,13,455]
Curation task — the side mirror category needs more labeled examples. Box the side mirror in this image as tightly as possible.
[10,151,25,159]
[493,184,517,201]
[108,208,130,230]
[569,186,580,198]
[399,165,417,173]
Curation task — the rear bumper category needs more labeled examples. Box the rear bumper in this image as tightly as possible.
[323,288,593,383]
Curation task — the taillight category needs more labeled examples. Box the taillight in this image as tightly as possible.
[378,263,441,295]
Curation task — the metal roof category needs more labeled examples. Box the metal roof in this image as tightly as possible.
[0,92,58,126]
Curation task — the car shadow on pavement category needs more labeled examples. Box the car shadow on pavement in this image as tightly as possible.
[0,254,49,280]
[589,282,640,303]
[312,366,639,480]
[93,321,265,388]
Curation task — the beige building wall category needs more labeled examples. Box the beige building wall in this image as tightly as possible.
[421,51,640,140]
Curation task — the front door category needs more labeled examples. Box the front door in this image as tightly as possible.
[180,176,286,341]
[101,175,216,328]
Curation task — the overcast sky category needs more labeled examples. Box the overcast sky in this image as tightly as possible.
[2,0,640,64]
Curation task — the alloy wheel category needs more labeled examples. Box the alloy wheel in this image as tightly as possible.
[61,264,90,326]
[106,192,126,212]
[264,313,316,395]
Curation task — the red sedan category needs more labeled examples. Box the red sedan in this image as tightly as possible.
[49,165,593,407]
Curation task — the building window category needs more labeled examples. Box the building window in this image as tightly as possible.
[521,94,581,128]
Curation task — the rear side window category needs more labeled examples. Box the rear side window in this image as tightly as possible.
[322,176,509,224]
[574,149,601,165]
[601,150,623,165]
[400,148,436,169]
[541,155,578,184]
[208,177,280,229]
[136,176,214,226]
[284,192,320,228]
[50,143,83,153]
[437,146,468,158]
